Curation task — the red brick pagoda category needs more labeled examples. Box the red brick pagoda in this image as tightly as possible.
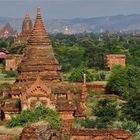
[13,11,33,45]
[1,8,87,128]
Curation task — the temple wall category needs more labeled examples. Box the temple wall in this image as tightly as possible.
[70,129,132,140]
[5,55,22,71]
[5,59,16,71]
[86,84,106,93]
[20,127,132,140]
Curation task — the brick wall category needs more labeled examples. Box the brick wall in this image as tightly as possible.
[70,129,132,140]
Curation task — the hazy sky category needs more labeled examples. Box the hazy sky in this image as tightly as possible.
[0,0,140,19]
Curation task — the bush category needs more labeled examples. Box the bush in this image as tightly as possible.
[118,120,140,135]
[69,68,94,82]
[81,118,96,128]
[106,65,140,97]
[106,65,127,96]
[93,99,118,128]
[95,72,106,81]
[6,106,62,130]
[8,44,27,54]
[2,70,18,78]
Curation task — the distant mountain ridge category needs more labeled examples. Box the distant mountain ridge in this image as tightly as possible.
[0,14,140,33]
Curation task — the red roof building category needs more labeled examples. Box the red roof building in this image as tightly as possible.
[0,52,6,59]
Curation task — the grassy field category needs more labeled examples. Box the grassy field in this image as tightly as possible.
[0,79,15,85]
[0,67,16,85]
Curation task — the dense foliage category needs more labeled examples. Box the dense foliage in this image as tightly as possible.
[93,99,118,128]
[74,98,140,135]
[79,99,118,129]
[2,70,18,77]
[107,65,140,125]
[69,68,94,82]
[1,33,140,72]
[107,65,140,97]
[106,65,127,96]
[52,33,140,71]
[6,106,62,130]
[9,44,27,54]
[118,120,140,135]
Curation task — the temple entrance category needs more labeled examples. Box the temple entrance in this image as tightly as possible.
[1,110,5,120]
[0,59,4,63]
[35,100,43,108]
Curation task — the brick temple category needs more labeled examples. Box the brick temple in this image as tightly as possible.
[1,7,87,128]
[0,23,17,38]
[5,11,33,71]
[13,11,33,46]
[105,54,126,70]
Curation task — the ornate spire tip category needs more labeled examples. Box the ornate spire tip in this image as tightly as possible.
[37,6,41,14]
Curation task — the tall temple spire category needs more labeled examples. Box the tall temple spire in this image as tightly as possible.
[28,7,50,46]
[25,10,30,19]
[22,10,32,34]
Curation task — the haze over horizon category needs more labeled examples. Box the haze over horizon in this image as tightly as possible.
[0,0,140,19]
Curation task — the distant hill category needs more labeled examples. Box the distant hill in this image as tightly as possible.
[0,14,140,33]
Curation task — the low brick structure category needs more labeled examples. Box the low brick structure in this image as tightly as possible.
[70,129,132,140]
[20,124,59,140]
[93,94,120,100]
[87,81,107,93]
[0,49,7,63]
[1,99,20,120]
[5,54,22,71]
[105,54,126,70]
[20,126,132,140]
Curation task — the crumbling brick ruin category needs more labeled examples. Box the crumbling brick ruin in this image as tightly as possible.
[105,54,126,70]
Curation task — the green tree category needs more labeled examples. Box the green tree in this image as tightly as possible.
[0,41,8,49]
[107,65,140,123]
[55,46,85,72]
[93,99,118,128]
[84,45,106,69]
[118,120,140,135]
[107,65,140,97]
[106,65,128,96]
[6,106,62,130]
[69,67,94,82]
[123,91,140,124]
[8,44,27,54]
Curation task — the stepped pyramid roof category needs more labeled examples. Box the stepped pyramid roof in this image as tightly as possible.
[28,7,50,46]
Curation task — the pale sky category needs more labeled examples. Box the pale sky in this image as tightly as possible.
[0,0,140,19]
